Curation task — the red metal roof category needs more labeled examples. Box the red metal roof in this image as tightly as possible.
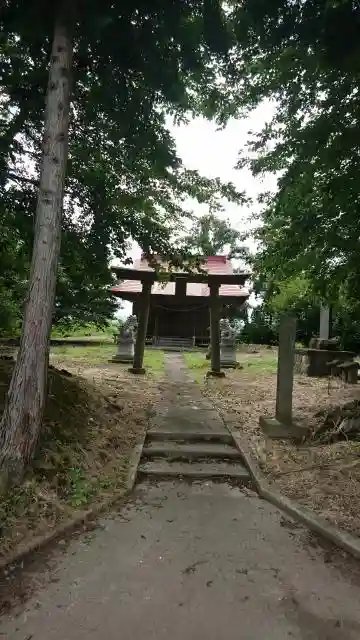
[111,256,249,299]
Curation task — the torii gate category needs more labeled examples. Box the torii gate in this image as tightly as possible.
[111,263,249,375]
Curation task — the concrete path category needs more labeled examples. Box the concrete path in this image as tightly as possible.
[150,353,226,435]
[2,481,360,639]
[140,353,249,481]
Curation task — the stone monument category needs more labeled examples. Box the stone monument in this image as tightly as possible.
[111,315,138,363]
[259,314,310,441]
[219,319,238,368]
[295,335,355,377]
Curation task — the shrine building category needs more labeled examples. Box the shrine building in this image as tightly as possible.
[111,255,250,375]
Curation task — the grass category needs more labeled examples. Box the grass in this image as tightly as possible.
[51,321,117,340]
[241,353,278,375]
[183,349,278,383]
[50,345,165,378]
[51,344,115,363]
[143,349,165,377]
[183,352,209,382]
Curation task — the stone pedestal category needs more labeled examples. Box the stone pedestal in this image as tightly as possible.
[259,415,309,442]
[111,314,138,365]
[295,348,355,377]
[338,361,359,384]
[220,340,238,368]
[111,338,134,363]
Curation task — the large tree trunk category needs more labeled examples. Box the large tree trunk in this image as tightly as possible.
[0,16,73,486]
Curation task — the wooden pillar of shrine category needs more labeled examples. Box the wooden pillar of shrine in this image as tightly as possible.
[208,281,225,377]
[153,309,159,346]
[129,280,152,374]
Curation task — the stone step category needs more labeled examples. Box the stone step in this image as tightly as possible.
[142,441,242,461]
[157,337,193,349]
[146,430,233,445]
[138,459,250,482]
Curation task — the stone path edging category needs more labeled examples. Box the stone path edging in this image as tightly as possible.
[0,434,146,573]
[229,429,360,561]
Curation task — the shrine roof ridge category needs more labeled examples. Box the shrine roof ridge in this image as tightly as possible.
[111,255,250,286]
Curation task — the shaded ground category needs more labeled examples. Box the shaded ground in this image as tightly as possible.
[2,481,360,639]
[0,348,164,560]
[183,348,360,536]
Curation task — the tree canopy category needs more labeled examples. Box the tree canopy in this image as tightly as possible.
[225,0,360,302]
[0,0,245,332]
[183,213,247,258]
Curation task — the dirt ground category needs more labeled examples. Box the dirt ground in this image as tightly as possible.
[198,348,360,537]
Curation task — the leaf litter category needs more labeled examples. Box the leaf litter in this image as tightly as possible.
[200,352,360,537]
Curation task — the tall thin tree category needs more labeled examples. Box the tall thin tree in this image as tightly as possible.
[0,12,73,485]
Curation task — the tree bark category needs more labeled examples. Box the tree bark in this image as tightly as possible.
[0,15,73,486]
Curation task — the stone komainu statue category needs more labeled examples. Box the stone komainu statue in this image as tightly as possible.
[119,314,138,342]
[207,319,237,359]
[219,318,236,343]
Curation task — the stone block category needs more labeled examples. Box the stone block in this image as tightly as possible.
[111,339,134,363]
[111,355,133,363]
[259,415,310,443]
[295,348,355,377]
[206,370,225,378]
[220,361,241,369]
[220,343,237,368]
[128,367,146,375]
[338,361,359,384]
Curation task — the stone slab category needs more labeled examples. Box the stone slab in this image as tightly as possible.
[146,430,233,444]
[142,441,242,460]
[152,407,227,434]
[167,396,215,410]
[153,417,226,433]
[220,361,241,369]
[128,367,146,375]
[206,370,226,378]
[138,460,250,481]
[259,415,310,442]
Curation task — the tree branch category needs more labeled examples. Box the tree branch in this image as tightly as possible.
[7,172,38,187]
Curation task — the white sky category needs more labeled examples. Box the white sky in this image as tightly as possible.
[118,100,278,317]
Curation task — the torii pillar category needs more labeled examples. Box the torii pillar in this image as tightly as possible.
[129,280,152,374]
[207,281,225,377]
